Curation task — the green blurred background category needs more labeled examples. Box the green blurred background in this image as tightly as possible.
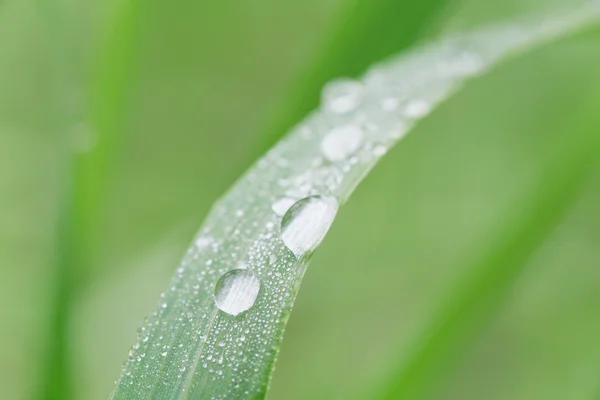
[2,0,600,399]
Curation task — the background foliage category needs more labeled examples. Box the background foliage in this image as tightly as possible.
[1,0,600,399]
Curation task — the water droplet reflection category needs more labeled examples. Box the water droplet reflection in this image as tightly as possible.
[281,195,338,258]
[214,269,261,316]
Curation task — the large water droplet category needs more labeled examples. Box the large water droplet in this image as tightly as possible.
[214,270,261,316]
[321,125,363,162]
[281,195,338,257]
[322,79,363,114]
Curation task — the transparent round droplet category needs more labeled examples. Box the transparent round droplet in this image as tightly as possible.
[404,100,431,119]
[281,195,338,258]
[195,236,212,249]
[439,52,483,77]
[214,269,261,316]
[373,145,387,157]
[321,125,364,162]
[389,120,408,140]
[322,79,363,114]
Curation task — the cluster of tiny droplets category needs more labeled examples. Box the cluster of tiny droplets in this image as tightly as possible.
[111,4,600,399]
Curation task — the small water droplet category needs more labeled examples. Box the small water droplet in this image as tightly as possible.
[404,100,431,119]
[381,97,399,111]
[195,236,211,249]
[214,270,261,316]
[373,145,387,157]
[322,79,363,114]
[388,120,408,140]
[271,197,296,217]
[321,125,364,162]
[439,52,483,76]
[281,196,338,257]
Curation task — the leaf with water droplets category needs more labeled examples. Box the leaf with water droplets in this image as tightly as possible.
[111,4,600,399]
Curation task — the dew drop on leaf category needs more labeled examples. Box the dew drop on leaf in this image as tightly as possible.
[373,145,387,157]
[280,195,338,257]
[322,78,363,114]
[195,236,212,249]
[321,125,364,162]
[404,99,431,119]
[214,269,261,316]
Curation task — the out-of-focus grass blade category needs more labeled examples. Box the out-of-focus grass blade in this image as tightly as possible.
[33,0,87,398]
[36,0,146,398]
[262,0,448,146]
[88,0,146,198]
[376,76,600,399]
[111,4,600,399]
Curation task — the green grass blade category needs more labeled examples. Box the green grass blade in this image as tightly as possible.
[111,3,600,399]
[376,85,600,399]
[88,0,146,194]
[33,1,87,398]
[35,0,146,398]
